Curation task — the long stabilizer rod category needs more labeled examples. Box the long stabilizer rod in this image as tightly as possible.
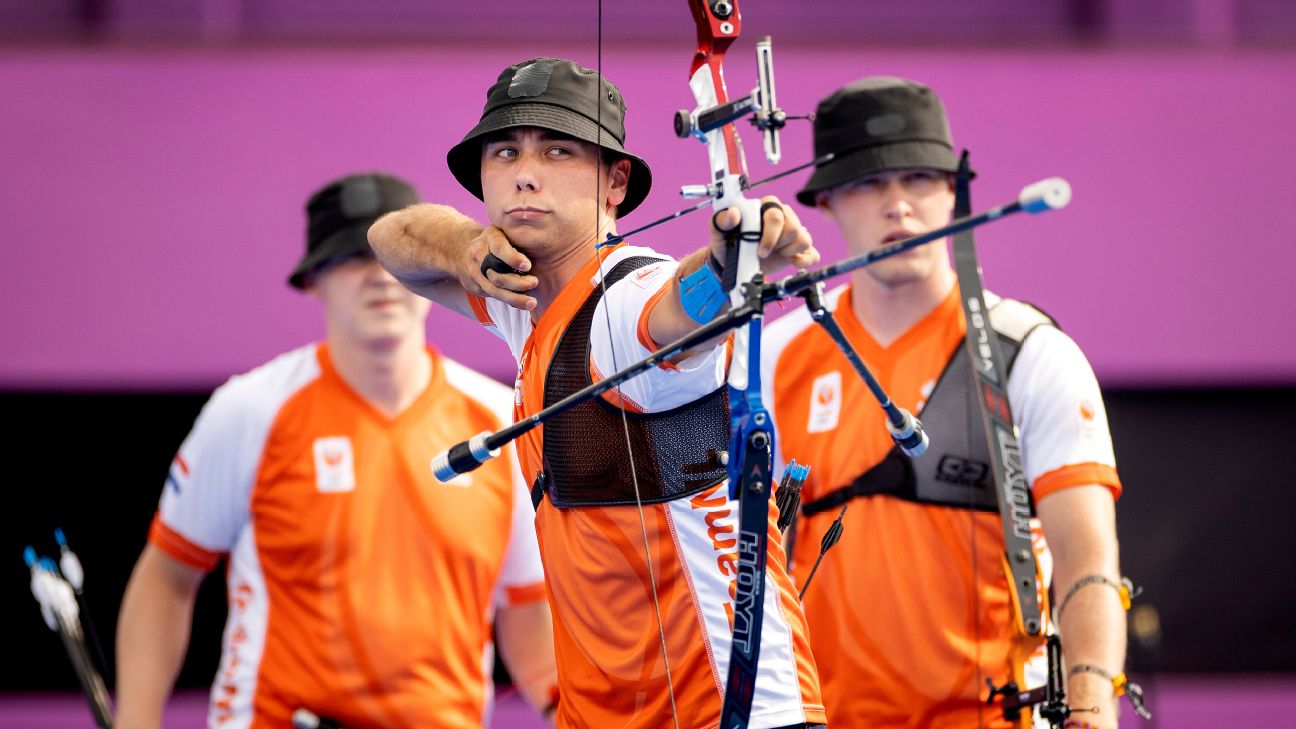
[431,178,1071,481]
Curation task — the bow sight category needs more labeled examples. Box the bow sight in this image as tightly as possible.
[675,35,784,172]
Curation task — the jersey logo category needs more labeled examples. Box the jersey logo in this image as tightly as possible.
[629,262,668,289]
[313,436,356,493]
[1079,398,1096,421]
[807,371,842,433]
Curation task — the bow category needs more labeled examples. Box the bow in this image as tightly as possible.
[955,157,1150,727]
[431,7,1071,725]
[675,2,779,726]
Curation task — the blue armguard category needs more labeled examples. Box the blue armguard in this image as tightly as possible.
[680,258,726,324]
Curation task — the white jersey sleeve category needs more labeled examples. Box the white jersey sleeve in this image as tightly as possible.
[442,356,546,607]
[157,345,321,560]
[471,292,533,363]
[1007,326,1119,488]
[494,456,546,607]
[588,251,728,413]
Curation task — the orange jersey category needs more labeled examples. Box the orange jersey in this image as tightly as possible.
[469,244,824,729]
[151,344,545,729]
[761,284,1121,728]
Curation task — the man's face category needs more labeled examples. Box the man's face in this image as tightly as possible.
[818,168,955,288]
[479,127,629,257]
[307,252,431,346]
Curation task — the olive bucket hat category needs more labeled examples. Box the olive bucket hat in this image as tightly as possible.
[446,57,653,217]
[796,76,968,206]
[288,173,420,289]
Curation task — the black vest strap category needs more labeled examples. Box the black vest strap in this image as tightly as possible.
[801,449,916,516]
[800,299,1054,516]
[536,256,731,510]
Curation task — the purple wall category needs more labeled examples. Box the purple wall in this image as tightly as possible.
[2,41,1294,389]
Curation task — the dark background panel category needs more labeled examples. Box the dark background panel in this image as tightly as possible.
[3,386,1294,692]
[4,392,222,692]
[1107,387,1296,673]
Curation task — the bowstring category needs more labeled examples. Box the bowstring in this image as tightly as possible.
[591,1,681,726]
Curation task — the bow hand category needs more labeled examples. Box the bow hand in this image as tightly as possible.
[710,197,818,280]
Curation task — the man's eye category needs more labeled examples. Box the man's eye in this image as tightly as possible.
[546,146,572,158]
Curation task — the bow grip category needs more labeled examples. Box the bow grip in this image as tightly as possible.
[717,196,764,300]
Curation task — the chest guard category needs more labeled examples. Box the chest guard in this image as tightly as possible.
[802,298,1055,517]
[535,256,730,509]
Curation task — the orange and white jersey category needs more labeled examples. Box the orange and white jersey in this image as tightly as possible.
[468,243,825,729]
[761,284,1122,729]
[151,344,544,729]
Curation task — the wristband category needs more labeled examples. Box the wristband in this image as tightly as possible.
[679,256,726,324]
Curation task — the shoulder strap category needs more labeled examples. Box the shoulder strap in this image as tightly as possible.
[990,298,1058,376]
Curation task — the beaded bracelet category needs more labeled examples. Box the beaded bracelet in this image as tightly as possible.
[1069,664,1152,719]
[1055,574,1139,623]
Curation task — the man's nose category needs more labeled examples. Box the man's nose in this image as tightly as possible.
[513,151,540,192]
[881,180,912,217]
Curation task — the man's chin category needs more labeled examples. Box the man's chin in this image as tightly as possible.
[866,263,931,288]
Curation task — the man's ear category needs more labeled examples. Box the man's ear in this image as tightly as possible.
[606,158,632,206]
[816,189,836,213]
[303,277,323,300]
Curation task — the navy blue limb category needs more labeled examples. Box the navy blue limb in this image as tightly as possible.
[718,413,774,727]
[718,272,776,729]
[798,284,928,457]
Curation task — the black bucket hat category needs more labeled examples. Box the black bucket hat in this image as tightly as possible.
[446,57,652,217]
[797,76,966,206]
[288,173,421,289]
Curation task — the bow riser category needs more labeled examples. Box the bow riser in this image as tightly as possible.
[689,0,747,179]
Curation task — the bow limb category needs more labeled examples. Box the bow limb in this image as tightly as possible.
[683,3,777,727]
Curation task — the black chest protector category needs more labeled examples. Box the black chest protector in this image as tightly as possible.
[534,256,730,510]
[801,298,1056,517]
